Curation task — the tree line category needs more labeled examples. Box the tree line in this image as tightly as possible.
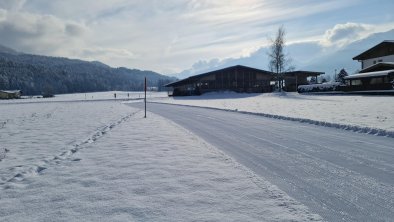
[0,52,176,96]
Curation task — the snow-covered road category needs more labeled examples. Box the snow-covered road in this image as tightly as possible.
[128,102,394,222]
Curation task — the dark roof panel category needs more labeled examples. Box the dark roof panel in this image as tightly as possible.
[165,65,273,87]
[344,69,394,80]
[353,40,394,60]
[283,71,324,76]
[164,65,325,87]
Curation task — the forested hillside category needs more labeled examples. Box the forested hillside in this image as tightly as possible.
[0,48,175,95]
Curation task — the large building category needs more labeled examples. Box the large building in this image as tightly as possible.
[344,40,394,91]
[165,65,323,96]
[353,40,394,69]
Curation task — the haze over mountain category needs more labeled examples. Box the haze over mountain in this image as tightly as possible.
[0,46,175,95]
[175,29,394,80]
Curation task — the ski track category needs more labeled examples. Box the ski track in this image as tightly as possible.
[151,102,394,138]
[0,111,139,188]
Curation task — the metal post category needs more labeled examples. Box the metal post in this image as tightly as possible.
[144,77,147,118]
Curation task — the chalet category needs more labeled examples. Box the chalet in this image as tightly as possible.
[343,41,394,92]
[353,40,394,69]
[0,90,22,99]
[344,70,394,91]
[165,65,323,96]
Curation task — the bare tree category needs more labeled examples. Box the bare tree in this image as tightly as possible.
[268,26,293,91]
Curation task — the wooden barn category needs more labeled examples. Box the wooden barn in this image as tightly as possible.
[165,65,273,96]
[283,71,324,92]
[0,90,21,99]
[165,65,324,96]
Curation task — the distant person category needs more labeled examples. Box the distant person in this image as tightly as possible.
[114,93,116,99]
[127,93,130,98]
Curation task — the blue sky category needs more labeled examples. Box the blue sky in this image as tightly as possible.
[0,0,393,74]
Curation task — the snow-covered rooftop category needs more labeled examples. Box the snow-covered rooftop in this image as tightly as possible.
[344,69,394,79]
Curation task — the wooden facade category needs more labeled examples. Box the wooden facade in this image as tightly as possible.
[343,70,394,91]
[166,65,273,96]
[345,40,394,92]
[283,71,323,92]
[166,65,323,96]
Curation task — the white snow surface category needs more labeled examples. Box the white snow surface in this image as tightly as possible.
[152,92,394,136]
[0,91,167,104]
[0,98,321,221]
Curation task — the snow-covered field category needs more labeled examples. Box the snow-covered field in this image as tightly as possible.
[0,91,167,104]
[0,94,321,221]
[153,92,394,136]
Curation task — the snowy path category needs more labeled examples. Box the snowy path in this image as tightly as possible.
[128,102,394,222]
[0,101,320,221]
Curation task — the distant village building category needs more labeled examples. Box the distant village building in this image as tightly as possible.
[353,40,394,69]
[165,65,323,96]
[0,90,22,99]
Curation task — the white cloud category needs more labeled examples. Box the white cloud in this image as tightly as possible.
[0,8,6,22]
[320,23,373,47]
[81,47,137,61]
[0,0,26,11]
[0,10,88,55]
[0,0,393,74]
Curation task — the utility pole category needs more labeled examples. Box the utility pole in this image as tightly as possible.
[144,77,147,118]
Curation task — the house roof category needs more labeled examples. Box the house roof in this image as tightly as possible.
[165,65,325,87]
[165,65,272,87]
[0,90,21,94]
[283,71,324,76]
[353,40,394,60]
[344,69,394,80]
[359,62,394,73]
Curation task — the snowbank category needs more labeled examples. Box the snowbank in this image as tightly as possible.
[298,83,341,93]
[152,92,394,137]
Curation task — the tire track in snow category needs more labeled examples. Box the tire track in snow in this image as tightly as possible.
[0,111,139,188]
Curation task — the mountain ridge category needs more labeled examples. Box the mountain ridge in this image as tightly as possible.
[0,46,175,95]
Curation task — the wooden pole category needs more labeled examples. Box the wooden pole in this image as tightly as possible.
[144,77,147,118]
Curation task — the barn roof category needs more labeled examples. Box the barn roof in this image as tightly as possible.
[353,40,394,60]
[344,69,394,80]
[0,90,21,94]
[165,65,272,87]
[283,71,324,76]
[165,65,325,87]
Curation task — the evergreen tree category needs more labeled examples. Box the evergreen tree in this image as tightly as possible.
[336,68,348,84]
[309,76,317,84]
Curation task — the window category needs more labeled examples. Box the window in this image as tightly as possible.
[351,80,362,86]
[370,78,383,85]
